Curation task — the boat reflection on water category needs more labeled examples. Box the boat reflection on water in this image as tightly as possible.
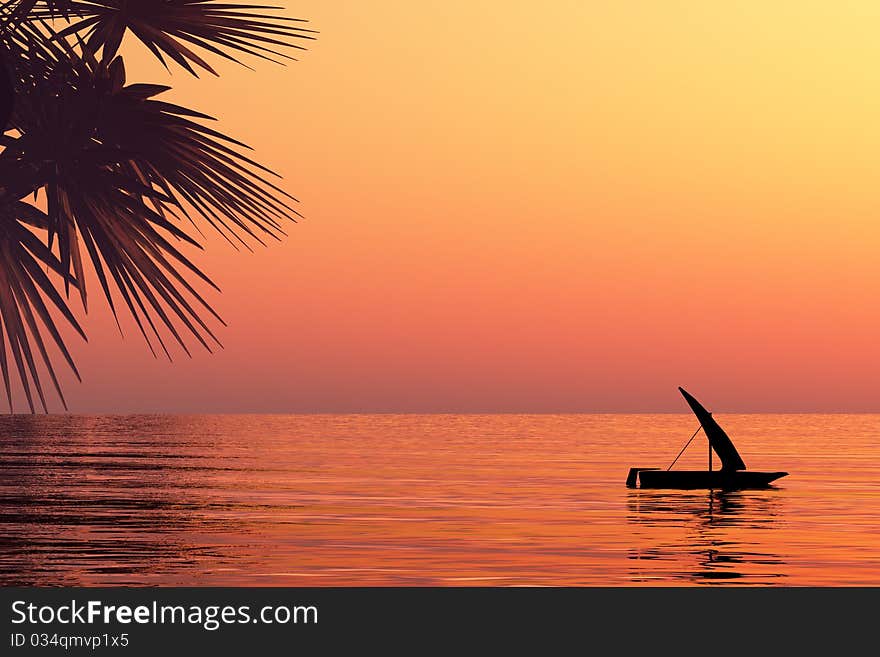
[627,489,787,584]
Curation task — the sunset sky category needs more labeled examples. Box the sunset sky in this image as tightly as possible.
[51,2,880,412]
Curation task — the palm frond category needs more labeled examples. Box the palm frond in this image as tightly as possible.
[4,36,225,358]
[0,52,11,131]
[0,197,86,413]
[28,0,316,74]
[3,25,296,364]
[0,11,307,411]
[96,55,299,247]
[1,1,73,35]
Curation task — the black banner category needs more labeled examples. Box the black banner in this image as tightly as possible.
[1,587,875,654]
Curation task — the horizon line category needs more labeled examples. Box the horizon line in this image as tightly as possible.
[3,409,880,417]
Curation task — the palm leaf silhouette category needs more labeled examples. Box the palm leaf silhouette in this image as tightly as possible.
[0,6,309,411]
[0,42,11,128]
[0,198,86,412]
[28,0,316,74]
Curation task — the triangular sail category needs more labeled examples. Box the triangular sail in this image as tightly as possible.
[678,387,746,471]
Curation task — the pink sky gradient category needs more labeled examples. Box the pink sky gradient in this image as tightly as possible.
[31,2,880,412]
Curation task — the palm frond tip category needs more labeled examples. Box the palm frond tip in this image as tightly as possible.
[28,0,317,74]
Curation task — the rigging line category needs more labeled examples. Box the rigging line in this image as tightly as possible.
[667,426,702,471]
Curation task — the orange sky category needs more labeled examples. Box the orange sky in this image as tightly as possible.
[44,2,880,411]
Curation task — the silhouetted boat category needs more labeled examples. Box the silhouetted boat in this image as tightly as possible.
[626,387,788,489]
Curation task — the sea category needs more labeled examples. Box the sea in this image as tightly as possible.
[1,414,877,586]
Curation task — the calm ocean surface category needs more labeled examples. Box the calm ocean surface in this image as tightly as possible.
[1,414,877,586]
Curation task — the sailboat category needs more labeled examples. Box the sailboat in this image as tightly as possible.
[625,387,788,489]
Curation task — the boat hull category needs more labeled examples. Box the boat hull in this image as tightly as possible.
[628,468,787,489]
